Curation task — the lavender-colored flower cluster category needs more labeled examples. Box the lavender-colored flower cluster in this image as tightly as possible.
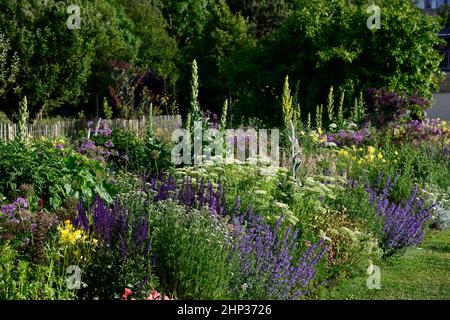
[143,174,227,216]
[87,119,113,137]
[74,196,151,258]
[76,138,118,163]
[326,128,371,147]
[231,205,327,300]
[394,119,446,143]
[0,197,28,218]
[366,175,434,252]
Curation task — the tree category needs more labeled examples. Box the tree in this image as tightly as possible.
[181,0,255,114]
[0,0,139,119]
[115,0,179,83]
[226,0,293,38]
[224,0,444,125]
[161,0,213,47]
[0,32,19,100]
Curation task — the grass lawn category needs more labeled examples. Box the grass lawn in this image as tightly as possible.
[323,229,450,300]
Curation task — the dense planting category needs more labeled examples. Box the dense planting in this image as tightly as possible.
[0,0,449,301]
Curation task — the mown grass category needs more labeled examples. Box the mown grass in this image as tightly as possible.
[322,229,450,300]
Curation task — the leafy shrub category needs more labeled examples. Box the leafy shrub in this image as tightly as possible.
[0,242,76,300]
[365,88,430,127]
[150,201,235,299]
[224,0,443,124]
[0,140,113,210]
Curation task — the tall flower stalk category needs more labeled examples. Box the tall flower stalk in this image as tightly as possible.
[16,96,28,142]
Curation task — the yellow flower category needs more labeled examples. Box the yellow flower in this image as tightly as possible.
[367,146,376,155]
[58,221,88,246]
[318,128,323,135]
[377,153,383,160]
[357,160,363,165]
[92,239,98,246]
[339,149,349,157]
[394,151,399,156]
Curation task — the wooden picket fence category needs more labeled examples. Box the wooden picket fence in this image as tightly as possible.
[0,115,182,141]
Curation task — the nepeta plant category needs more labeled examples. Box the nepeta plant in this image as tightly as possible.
[366,175,434,254]
[231,206,327,300]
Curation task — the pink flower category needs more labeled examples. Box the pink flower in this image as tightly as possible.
[124,288,132,296]
[121,294,128,300]
[150,290,161,300]
[163,295,170,300]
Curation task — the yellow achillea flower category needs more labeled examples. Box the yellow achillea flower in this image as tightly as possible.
[367,146,376,155]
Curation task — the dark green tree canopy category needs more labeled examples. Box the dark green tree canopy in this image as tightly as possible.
[223,0,444,125]
[0,0,139,120]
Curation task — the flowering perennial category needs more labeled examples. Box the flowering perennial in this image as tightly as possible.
[355,175,435,253]
[231,207,327,300]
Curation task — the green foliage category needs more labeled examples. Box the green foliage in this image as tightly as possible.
[227,0,293,37]
[0,242,76,300]
[225,0,443,124]
[182,0,255,114]
[0,0,138,118]
[0,32,19,105]
[0,139,112,210]
[115,0,179,82]
[151,201,236,299]
[162,0,212,46]
[102,98,113,120]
